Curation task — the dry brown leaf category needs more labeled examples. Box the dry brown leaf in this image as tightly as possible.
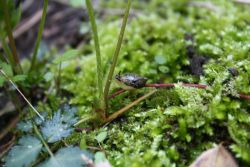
[189,144,238,167]
[234,0,250,4]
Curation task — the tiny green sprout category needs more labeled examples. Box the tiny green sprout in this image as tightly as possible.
[115,72,148,90]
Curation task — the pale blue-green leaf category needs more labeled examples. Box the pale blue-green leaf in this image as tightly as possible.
[5,135,42,167]
[41,111,73,143]
[39,146,93,167]
[17,121,33,132]
[34,112,47,125]
[61,105,78,125]
[41,105,78,143]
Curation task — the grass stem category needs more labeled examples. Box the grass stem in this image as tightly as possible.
[103,0,132,110]
[30,0,49,71]
[1,39,15,66]
[1,0,22,74]
[0,69,44,121]
[33,123,55,159]
[85,0,104,110]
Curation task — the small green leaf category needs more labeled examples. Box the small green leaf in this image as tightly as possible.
[158,66,169,73]
[95,131,107,143]
[53,49,80,64]
[80,137,87,149]
[44,72,54,82]
[154,55,167,64]
[13,74,27,82]
[70,0,85,7]
[0,62,13,76]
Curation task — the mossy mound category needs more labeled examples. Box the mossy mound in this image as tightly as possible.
[60,0,250,166]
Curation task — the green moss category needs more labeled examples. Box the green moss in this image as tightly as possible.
[58,0,250,166]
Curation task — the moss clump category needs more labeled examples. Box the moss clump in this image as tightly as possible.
[59,0,250,166]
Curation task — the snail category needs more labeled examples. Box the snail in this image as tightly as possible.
[115,73,148,90]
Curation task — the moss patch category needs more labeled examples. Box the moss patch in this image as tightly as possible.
[59,0,250,166]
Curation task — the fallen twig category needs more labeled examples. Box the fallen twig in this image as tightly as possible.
[105,89,157,123]
[0,69,44,120]
[109,83,250,101]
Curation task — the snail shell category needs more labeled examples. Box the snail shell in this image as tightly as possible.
[115,73,148,90]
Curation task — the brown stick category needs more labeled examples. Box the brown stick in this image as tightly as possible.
[14,9,44,39]
[105,89,157,123]
[108,89,126,99]
[109,83,250,101]
[145,83,207,89]
[239,94,250,100]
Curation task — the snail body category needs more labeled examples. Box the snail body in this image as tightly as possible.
[115,73,148,90]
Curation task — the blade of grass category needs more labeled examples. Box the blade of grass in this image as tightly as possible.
[0,69,44,121]
[55,62,62,95]
[103,0,132,109]
[33,123,56,164]
[85,0,104,109]
[1,39,15,66]
[30,0,49,71]
[1,0,22,74]
[0,49,8,62]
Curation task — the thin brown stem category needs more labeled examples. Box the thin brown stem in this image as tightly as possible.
[109,83,250,101]
[108,89,126,99]
[239,94,250,100]
[145,83,207,89]
[105,89,157,122]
